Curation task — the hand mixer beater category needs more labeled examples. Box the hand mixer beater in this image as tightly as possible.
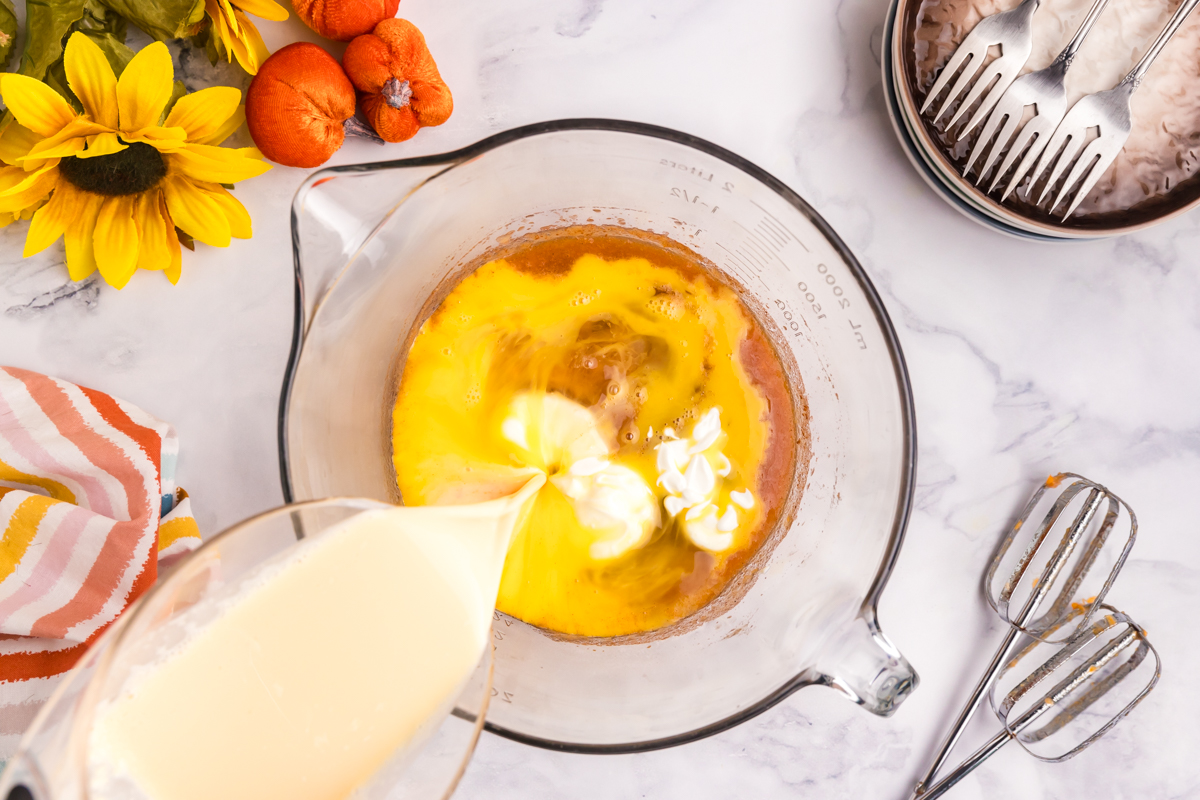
[910,473,1160,798]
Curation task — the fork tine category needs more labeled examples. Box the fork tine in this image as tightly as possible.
[921,35,984,117]
[1055,140,1116,219]
[960,79,1011,141]
[947,58,1018,131]
[928,53,986,124]
[995,119,1048,198]
[1050,141,1102,215]
[976,108,1024,186]
[990,123,1036,194]
[963,103,1009,179]
[1028,129,1067,203]
[1034,128,1087,205]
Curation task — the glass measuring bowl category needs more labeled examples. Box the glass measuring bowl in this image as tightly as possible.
[280,120,919,752]
[0,500,493,800]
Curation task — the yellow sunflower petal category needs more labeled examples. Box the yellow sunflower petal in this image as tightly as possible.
[167,143,270,184]
[232,9,270,74]
[94,194,141,289]
[19,118,109,161]
[0,74,78,138]
[77,131,127,159]
[24,184,78,256]
[200,183,251,239]
[221,25,256,74]
[193,104,245,146]
[121,126,189,152]
[0,164,59,214]
[0,124,43,167]
[163,86,241,142]
[160,195,183,283]
[64,32,119,129]
[163,174,231,247]
[116,42,175,133]
[0,164,27,194]
[218,0,243,37]
[22,138,84,161]
[236,0,289,22]
[64,190,103,282]
[134,190,175,273]
[205,0,236,64]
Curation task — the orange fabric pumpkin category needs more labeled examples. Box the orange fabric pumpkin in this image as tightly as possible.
[342,18,453,143]
[292,0,400,42]
[247,42,369,168]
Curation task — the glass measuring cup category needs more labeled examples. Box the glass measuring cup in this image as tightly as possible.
[0,500,493,800]
[281,120,919,751]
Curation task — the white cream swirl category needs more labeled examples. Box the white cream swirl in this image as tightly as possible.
[655,408,753,553]
[501,392,659,560]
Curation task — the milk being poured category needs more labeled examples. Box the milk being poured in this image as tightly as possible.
[87,475,545,800]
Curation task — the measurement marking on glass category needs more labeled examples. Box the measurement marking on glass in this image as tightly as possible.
[749,200,811,253]
[849,319,867,350]
[732,243,766,272]
[755,219,787,250]
[741,232,775,265]
[734,222,778,264]
[715,242,753,277]
[740,251,767,273]
[669,187,720,214]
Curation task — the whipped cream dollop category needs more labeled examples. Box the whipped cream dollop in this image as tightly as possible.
[502,392,660,560]
[655,408,754,553]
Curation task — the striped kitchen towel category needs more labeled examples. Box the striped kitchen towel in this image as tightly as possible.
[0,367,201,758]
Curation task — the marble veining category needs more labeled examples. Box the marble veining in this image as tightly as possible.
[1,0,1197,797]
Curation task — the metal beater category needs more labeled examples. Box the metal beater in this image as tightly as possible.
[910,473,1158,797]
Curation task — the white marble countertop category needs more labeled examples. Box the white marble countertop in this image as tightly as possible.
[2,0,1197,797]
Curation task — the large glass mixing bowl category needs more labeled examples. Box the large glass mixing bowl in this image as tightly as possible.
[280,120,918,752]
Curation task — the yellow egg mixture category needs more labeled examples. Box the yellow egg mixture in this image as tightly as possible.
[392,230,797,637]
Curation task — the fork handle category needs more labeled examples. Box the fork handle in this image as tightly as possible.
[1127,0,1200,88]
[1056,0,1112,70]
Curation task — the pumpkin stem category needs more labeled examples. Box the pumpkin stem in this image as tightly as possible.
[382,77,413,110]
[343,116,385,144]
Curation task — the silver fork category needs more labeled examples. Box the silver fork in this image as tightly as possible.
[920,0,1040,130]
[962,0,1112,196]
[1031,0,1200,218]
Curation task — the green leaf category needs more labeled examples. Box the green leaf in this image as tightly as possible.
[78,0,127,40]
[163,77,185,118]
[0,0,17,70]
[97,0,206,42]
[20,0,89,81]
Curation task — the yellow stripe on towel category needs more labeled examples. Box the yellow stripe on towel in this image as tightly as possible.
[0,495,57,584]
[0,456,77,504]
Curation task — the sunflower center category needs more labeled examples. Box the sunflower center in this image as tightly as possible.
[59,142,167,196]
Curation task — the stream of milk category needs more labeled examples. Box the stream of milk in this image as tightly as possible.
[86,475,545,800]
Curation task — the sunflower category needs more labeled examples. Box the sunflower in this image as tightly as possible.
[206,0,289,75]
[0,33,270,289]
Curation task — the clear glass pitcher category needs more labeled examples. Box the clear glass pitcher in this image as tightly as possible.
[0,501,494,800]
[281,120,919,752]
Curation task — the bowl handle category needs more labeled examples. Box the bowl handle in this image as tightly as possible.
[814,611,918,717]
[290,162,449,332]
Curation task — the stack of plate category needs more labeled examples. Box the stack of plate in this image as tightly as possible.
[883,0,1200,240]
